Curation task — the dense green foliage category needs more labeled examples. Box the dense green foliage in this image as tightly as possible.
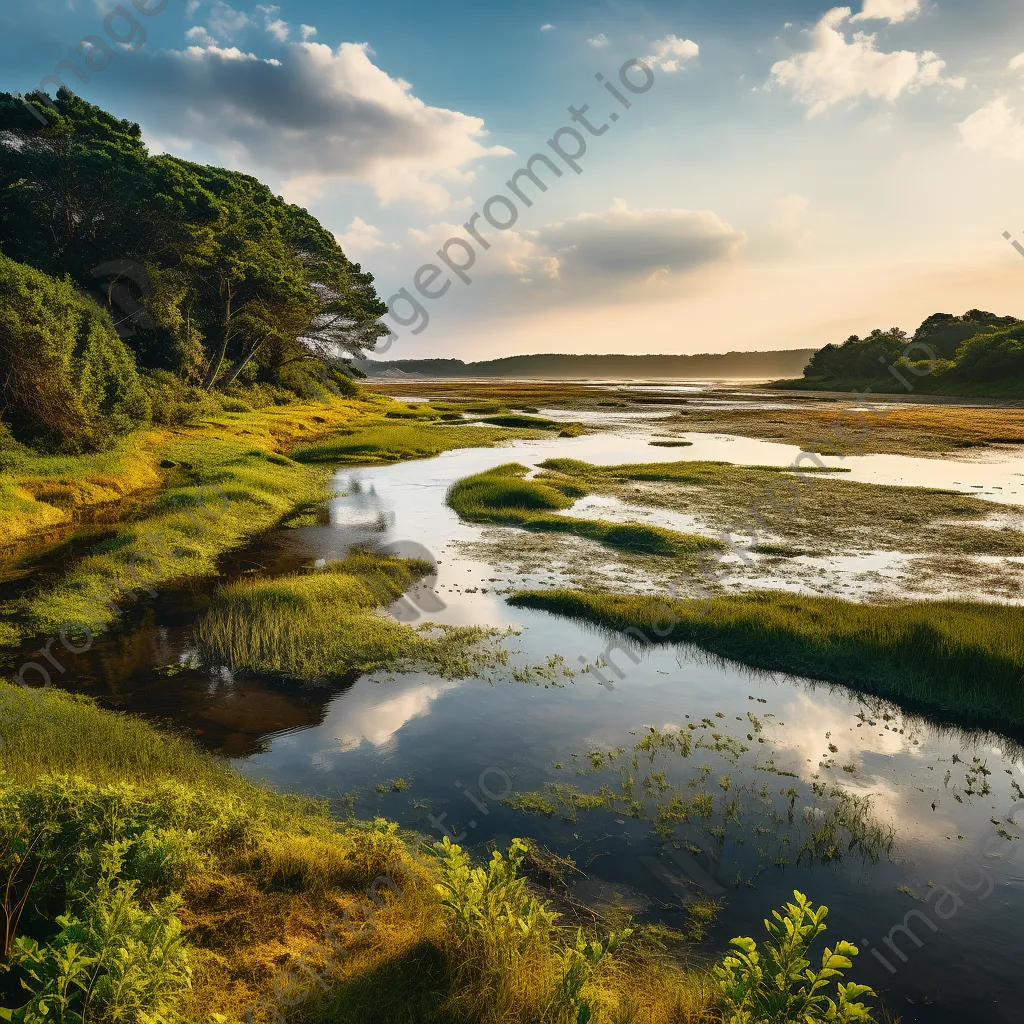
[0,89,386,449]
[509,589,1024,727]
[0,254,150,451]
[448,463,724,556]
[799,309,1023,391]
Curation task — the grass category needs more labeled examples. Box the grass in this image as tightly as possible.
[508,589,1024,728]
[0,683,723,1024]
[197,552,505,683]
[534,458,1024,558]
[447,463,724,558]
[290,420,537,465]
[0,399,547,656]
[670,402,1024,457]
[478,414,561,430]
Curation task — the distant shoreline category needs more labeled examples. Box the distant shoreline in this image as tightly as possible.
[357,349,815,380]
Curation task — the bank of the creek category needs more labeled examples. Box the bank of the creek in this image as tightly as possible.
[4,398,1024,1024]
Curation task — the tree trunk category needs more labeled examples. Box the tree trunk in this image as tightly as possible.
[202,284,233,391]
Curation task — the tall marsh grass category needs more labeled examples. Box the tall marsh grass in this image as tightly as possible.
[197,553,502,682]
[509,589,1024,727]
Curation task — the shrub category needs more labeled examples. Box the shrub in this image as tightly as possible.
[7,843,192,1024]
[713,890,877,1023]
[0,254,150,452]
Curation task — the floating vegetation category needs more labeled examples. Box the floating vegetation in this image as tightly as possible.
[497,712,898,894]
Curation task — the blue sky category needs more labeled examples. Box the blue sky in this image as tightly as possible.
[4,0,1024,358]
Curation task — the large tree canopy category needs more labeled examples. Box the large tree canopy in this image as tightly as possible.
[0,89,388,399]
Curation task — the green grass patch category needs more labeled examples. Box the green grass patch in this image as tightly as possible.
[291,420,530,465]
[197,552,504,682]
[478,414,561,430]
[447,464,723,557]
[509,589,1024,728]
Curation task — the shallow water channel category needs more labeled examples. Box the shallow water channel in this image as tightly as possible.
[16,413,1024,1023]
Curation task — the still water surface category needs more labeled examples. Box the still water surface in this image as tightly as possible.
[17,414,1024,1023]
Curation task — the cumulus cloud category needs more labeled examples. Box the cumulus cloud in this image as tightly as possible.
[335,217,399,254]
[770,7,964,116]
[207,0,249,39]
[256,4,289,42]
[530,199,745,281]
[850,0,922,24]
[129,41,512,208]
[644,34,699,73]
[299,23,317,40]
[185,25,218,46]
[957,97,1024,159]
[540,23,555,31]
[1010,52,1024,72]
[588,33,610,48]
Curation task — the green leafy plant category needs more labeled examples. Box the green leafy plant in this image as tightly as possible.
[429,836,558,954]
[548,927,633,1024]
[3,843,191,1023]
[713,890,877,1023]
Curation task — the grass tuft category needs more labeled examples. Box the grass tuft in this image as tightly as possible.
[197,553,504,682]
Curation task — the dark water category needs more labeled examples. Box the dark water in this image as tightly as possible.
[8,420,1024,1023]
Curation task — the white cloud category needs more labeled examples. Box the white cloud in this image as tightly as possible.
[644,34,699,73]
[185,25,218,46]
[850,0,922,24]
[957,97,1024,159]
[1010,52,1024,72]
[335,216,399,253]
[540,23,555,31]
[588,33,610,48]
[138,41,512,208]
[770,7,964,117]
[529,198,745,282]
[300,23,317,40]
[207,0,250,39]
[256,4,289,42]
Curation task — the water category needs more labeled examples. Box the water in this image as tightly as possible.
[11,415,1024,1022]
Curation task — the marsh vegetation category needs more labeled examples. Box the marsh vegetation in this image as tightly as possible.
[510,589,1024,727]
[198,552,506,683]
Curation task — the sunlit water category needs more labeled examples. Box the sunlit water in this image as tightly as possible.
[14,413,1024,1022]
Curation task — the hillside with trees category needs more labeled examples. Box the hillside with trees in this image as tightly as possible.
[781,309,1024,397]
[0,89,387,453]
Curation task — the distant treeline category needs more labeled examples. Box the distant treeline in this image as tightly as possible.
[789,310,1024,394]
[0,89,385,454]
[358,350,818,380]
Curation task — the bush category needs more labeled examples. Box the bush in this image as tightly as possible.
[954,324,1024,382]
[0,254,151,452]
[714,890,877,1023]
[143,370,222,426]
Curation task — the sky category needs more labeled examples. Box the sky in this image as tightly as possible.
[4,0,1024,360]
